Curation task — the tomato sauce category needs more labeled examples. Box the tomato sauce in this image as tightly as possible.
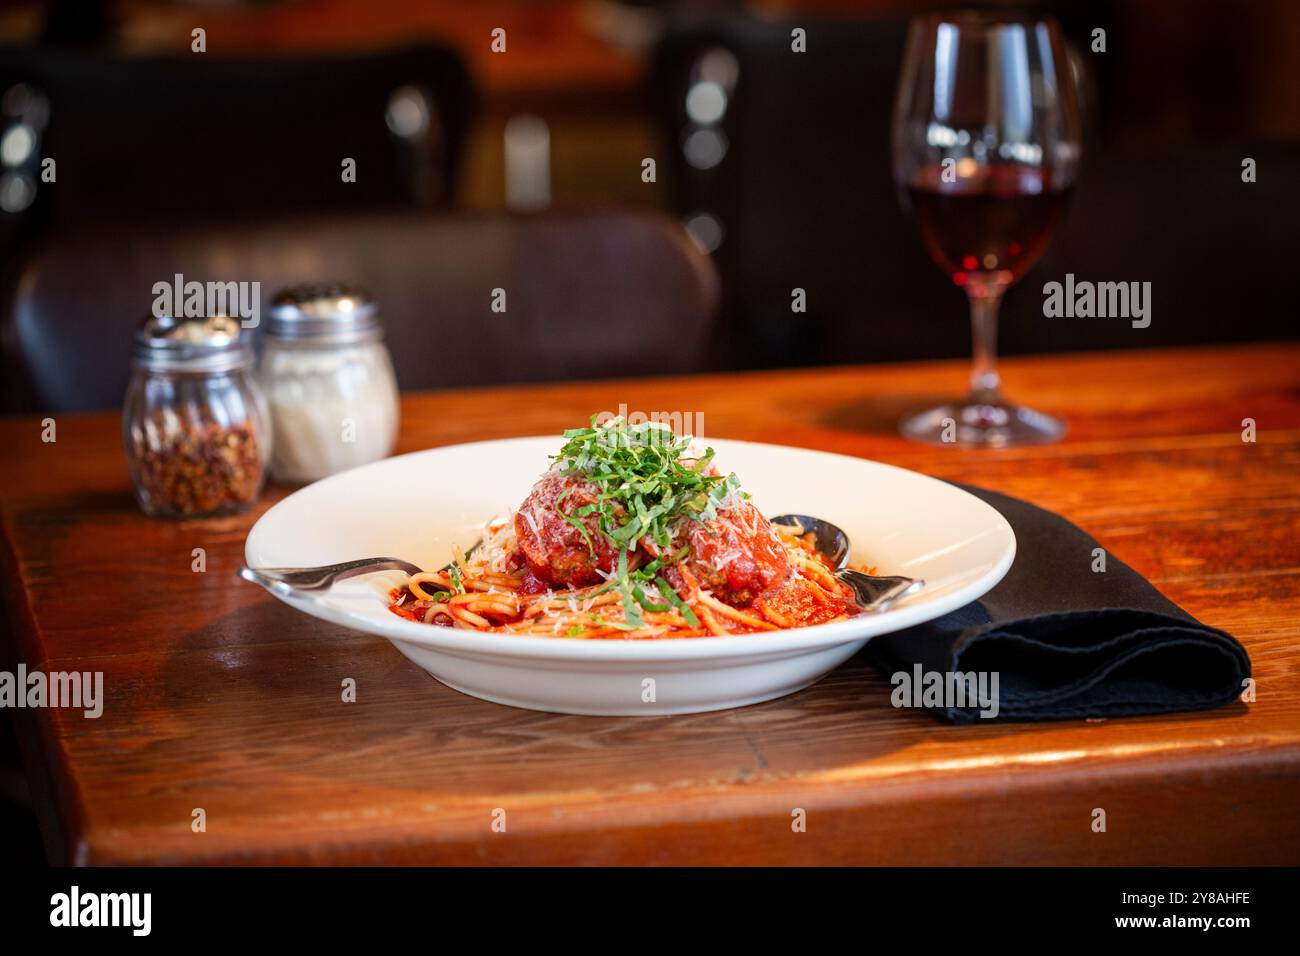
[757,573,856,626]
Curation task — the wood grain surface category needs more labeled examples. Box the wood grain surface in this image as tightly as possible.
[1,343,1298,865]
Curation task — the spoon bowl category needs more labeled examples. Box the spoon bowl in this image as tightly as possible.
[770,513,925,612]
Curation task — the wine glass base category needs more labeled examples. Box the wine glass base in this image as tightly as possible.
[900,399,1065,447]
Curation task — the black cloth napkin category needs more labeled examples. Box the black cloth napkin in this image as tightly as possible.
[867,484,1251,723]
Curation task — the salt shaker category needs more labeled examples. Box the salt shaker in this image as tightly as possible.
[123,315,271,518]
[260,284,400,483]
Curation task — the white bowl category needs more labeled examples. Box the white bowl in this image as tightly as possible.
[244,436,1015,715]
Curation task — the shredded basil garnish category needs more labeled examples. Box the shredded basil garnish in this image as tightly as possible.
[547,416,748,625]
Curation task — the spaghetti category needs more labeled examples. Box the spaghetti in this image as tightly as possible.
[388,418,866,639]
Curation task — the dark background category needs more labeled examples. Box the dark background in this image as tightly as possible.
[2,0,1297,412]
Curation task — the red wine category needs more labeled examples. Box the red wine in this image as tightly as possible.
[906,165,1072,289]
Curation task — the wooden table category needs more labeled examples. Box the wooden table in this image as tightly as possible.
[2,344,1298,865]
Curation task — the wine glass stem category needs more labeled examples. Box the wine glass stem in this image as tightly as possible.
[968,292,1003,404]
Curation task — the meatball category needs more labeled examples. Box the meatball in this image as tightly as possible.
[514,471,619,587]
[679,500,790,606]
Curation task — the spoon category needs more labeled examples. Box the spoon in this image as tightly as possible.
[769,514,924,613]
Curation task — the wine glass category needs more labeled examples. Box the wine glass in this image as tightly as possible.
[893,11,1082,446]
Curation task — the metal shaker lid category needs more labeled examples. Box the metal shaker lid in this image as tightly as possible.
[266,283,382,344]
[132,314,254,373]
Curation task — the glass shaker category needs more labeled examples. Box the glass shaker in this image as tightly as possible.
[260,283,400,483]
[123,315,271,518]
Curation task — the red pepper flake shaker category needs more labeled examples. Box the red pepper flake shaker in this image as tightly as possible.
[123,314,271,518]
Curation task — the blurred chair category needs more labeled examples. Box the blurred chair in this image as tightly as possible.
[651,15,946,370]
[0,43,475,235]
[1,209,720,412]
[650,14,1300,369]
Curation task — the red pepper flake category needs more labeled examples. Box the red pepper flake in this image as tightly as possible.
[131,419,264,517]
